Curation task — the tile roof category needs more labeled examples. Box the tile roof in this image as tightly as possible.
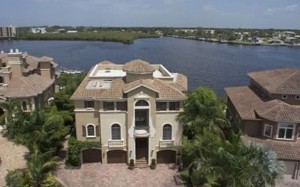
[256,101,300,123]
[242,136,300,161]
[98,61,115,65]
[3,74,54,98]
[225,86,300,123]
[123,59,155,74]
[71,62,187,100]
[248,68,300,94]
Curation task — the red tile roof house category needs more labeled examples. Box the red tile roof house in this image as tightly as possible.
[0,49,57,112]
[225,68,300,180]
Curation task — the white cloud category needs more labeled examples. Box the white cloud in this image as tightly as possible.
[266,4,298,15]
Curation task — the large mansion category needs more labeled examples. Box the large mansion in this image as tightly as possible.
[71,59,187,165]
[225,68,300,179]
[0,49,56,111]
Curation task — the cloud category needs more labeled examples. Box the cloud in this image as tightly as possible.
[266,4,298,15]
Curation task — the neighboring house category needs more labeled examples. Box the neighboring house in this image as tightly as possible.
[225,68,300,179]
[71,59,187,165]
[0,49,57,112]
[0,26,17,38]
[31,27,46,34]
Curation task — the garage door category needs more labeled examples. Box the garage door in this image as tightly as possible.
[157,150,176,163]
[82,148,102,163]
[107,150,127,164]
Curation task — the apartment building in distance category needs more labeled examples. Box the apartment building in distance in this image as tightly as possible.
[71,59,187,166]
[225,68,300,179]
[0,26,17,38]
[0,49,57,112]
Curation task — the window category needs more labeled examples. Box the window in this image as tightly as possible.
[277,123,295,140]
[264,124,273,138]
[103,102,114,111]
[282,95,287,99]
[169,102,180,111]
[116,102,127,111]
[84,101,94,108]
[86,124,95,137]
[163,124,172,140]
[22,101,27,111]
[136,100,148,106]
[298,128,300,139]
[156,102,167,111]
[111,124,121,140]
[0,76,3,83]
[296,95,300,100]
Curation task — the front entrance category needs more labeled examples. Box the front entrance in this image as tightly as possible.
[136,138,148,165]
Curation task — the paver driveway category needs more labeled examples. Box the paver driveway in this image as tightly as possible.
[55,163,182,187]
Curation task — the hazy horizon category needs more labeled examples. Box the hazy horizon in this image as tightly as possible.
[1,0,300,30]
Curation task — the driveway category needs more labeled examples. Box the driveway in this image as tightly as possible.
[55,163,182,187]
[0,135,28,187]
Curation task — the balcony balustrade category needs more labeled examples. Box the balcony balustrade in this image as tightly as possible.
[159,140,174,148]
[108,140,124,148]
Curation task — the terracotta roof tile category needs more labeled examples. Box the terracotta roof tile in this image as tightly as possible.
[123,59,155,73]
[4,74,54,98]
[242,136,300,160]
[226,86,300,122]
[98,61,115,65]
[248,68,300,94]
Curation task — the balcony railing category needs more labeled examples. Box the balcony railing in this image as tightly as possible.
[159,140,174,148]
[108,140,124,148]
[134,126,150,137]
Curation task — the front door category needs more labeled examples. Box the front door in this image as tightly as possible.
[136,138,148,162]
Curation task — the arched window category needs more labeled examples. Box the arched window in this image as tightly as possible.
[86,124,95,137]
[111,124,121,140]
[135,100,148,106]
[163,124,172,140]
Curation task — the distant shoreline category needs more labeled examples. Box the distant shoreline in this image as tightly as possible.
[171,36,300,48]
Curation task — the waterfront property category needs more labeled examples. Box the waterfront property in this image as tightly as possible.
[0,26,17,38]
[0,49,57,112]
[225,68,300,179]
[71,59,187,165]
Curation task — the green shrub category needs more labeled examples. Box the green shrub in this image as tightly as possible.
[66,137,101,167]
[66,137,81,167]
[5,169,30,187]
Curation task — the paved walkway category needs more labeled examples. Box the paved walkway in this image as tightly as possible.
[0,135,28,187]
[55,163,182,187]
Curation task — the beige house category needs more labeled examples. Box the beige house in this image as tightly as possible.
[71,59,187,165]
[225,68,300,179]
[0,49,56,112]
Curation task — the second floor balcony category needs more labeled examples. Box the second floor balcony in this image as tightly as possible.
[108,140,124,148]
[159,140,175,148]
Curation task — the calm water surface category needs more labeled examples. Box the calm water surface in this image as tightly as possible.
[0,37,299,95]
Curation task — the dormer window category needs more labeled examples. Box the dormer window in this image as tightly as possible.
[282,95,287,99]
[277,123,295,140]
[263,124,273,138]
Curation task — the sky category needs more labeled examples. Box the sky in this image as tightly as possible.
[1,0,300,29]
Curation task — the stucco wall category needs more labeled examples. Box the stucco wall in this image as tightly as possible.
[75,111,100,141]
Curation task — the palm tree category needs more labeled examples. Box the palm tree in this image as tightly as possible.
[187,132,285,187]
[0,99,26,139]
[177,87,228,140]
[27,146,60,187]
